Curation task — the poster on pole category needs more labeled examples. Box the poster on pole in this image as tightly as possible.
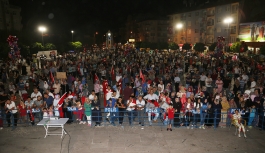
[56,72,66,79]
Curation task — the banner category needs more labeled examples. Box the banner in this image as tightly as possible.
[27,109,41,113]
[67,107,78,111]
[104,107,118,112]
[145,108,160,113]
[56,72,66,79]
[239,21,265,42]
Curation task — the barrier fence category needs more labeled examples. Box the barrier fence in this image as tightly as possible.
[0,107,264,131]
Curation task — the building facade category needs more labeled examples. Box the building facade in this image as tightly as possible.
[168,1,243,45]
[0,0,23,31]
[137,20,168,43]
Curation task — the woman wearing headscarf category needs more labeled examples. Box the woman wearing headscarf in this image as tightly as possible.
[91,96,102,126]
[63,96,73,123]
[172,97,182,127]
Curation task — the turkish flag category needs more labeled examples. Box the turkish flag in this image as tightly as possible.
[111,66,115,81]
[58,92,67,118]
[102,80,108,106]
[50,71,54,83]
[94,73,99,83]
[140,69,145,83]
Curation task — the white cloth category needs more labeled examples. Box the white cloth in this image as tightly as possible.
[143,94,159,100]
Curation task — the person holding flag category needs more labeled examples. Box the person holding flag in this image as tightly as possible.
[102,77,109,106]
[54,92,67,118]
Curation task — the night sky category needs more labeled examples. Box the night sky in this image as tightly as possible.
[7,0,265,43]
[9,0,187,36]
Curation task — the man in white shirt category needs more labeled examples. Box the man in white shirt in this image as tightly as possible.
[241,72,249,84]
[88,90,96,100]
[205,75,212,94]
[5,100,18,127]
[31,88,42,101]
[143,89,159,101]
[136,96,145,129]
[200,72,207,87]
[126,96,136,126]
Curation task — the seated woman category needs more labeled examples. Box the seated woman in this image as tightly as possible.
[232,109,247,138]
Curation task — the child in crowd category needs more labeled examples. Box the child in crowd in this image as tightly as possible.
[43,108,48,118]
[17,100,27,124]
[76,101,85,124]
[48,105,54,117]
[167,104,175,131]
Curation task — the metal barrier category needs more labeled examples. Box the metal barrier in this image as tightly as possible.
[0,108,264,131]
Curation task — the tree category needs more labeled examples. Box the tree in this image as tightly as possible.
[44,43,56,50]
[230,42,240,53]
[209,42,217,51]
[193,42,205,52]
[69,41,82,51]
[182,43,191,51]
[168,42,179,50]
[260,45,265,55]
[31,42,44,54]
[230,41,248,53]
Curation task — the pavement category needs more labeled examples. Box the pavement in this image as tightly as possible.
[0,123,265,153]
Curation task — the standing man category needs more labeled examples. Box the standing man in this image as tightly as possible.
[136,95,145,129]
[205,75,212,94]
[5,99,18,127]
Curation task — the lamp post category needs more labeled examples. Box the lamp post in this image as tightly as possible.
[224,17,233,51]
[176,23,187,84]
[38,26,46,46]
[71,30,74,42]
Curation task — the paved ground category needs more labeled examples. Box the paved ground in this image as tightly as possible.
[0,124,265,153]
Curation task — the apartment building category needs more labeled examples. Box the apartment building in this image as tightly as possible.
[0,0,23,31]
[137,20,168,43]
[168,1,243,45]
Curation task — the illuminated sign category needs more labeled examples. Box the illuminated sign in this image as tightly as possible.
[239,21,265,42]
[129,39,135,42]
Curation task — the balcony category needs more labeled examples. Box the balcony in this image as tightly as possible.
[207,22,214,26]
[207,11,215,16]
[207,19,214,26]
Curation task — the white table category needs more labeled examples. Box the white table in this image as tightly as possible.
[37,118,69,138]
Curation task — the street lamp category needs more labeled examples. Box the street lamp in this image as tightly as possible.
[176,23,183,29]
[38,26,46,46]
[71,30,74,42]
[224,17,233,51]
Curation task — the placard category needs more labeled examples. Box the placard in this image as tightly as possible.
[27,109,41,113]
[67,107,78,111]
[56,72,66,79]
[104,107,118,112]
[145,108,160,113]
